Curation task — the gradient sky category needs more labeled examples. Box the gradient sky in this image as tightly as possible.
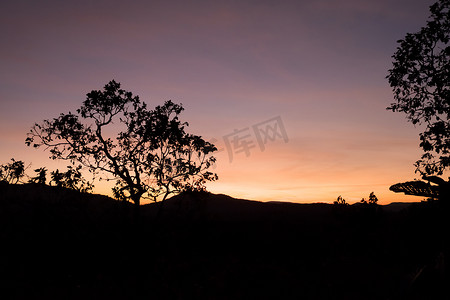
[0,0,438,204]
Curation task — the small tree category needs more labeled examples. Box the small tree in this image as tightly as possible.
[368,192,378,205]
[26,80,217,205]
[0,159,25,184]
[361,192,378,205]
[50,169,64,187]
[387,0,450,176]
[334,195,348,205]
[29,167,47,184]
[50,165,94,193]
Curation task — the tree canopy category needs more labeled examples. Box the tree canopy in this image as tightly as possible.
[0,159,25,184]
[26,80,218,205]
[387,0,450,175]
[50,165,94,193]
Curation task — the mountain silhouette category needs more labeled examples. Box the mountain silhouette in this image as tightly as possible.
[0,182,448,299]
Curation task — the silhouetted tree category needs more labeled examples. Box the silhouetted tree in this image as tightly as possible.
[29,167,47,184]
[387,0,450,176]
[360,192,378,205]
[358,192,381,223]
[334,195,348,205]
[26,80,218,205]
[50,165,94,193]
[50,169,64,187]
[368,192,378,205]
[0,159,25,184]
[333,195,350,218]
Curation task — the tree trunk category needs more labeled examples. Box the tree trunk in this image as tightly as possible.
[155,192,170,220]
[131,195,141,223]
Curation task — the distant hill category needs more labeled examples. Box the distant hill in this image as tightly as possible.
[142,191,336,224]
[0,182,418,227]
[0,182,417,219]
[0,181,133,225]
[0,182,446,300]
[0,181,120,206]
[383,201,417,212]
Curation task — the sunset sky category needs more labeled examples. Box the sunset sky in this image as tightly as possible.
[0,0,438,204]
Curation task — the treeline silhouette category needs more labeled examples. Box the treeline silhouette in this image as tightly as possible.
[0,181,448,299]
[0,158,93,193]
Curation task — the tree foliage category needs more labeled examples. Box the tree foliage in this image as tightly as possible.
[387,0,450,175]
[361,192,378,205]
[0,159,26,184]
[29,167,47,184]
[334,195,348,205]
[26,80,218,205]
[368,192,378,205]
[50,165,94,193]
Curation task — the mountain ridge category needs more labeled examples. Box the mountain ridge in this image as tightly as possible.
[0,181,446,300]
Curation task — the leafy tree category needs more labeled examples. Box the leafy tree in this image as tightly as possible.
[50,165,94,193]
[334,195,348,205]
[360,192,378,205]
[368,192,378,205]
[26,80,218,205]
[387,0,450,175]
[29,167,47,184]
[50,169,64,187]
[0,159,25,184]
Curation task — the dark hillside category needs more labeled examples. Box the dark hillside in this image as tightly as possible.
[0,183,448,299]
[142,192,335,225]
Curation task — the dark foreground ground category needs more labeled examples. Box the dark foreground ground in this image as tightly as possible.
[0,182,449,299]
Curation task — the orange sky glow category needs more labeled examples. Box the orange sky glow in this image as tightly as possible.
[0,0,438,204]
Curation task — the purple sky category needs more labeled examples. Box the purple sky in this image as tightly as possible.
[0,0,437,203]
